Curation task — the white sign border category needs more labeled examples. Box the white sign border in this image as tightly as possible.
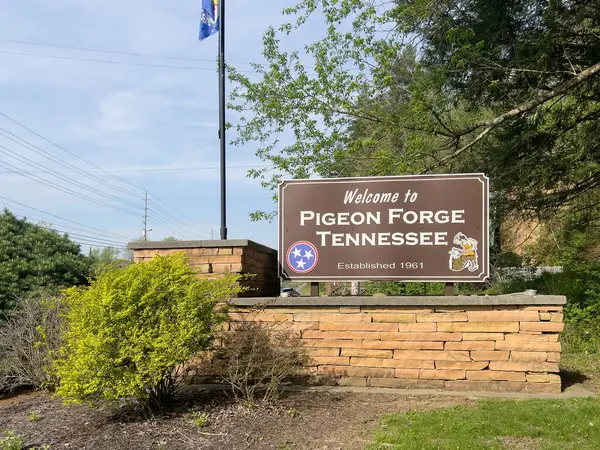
[278,173,490,283]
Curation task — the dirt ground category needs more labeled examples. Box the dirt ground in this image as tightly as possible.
[0,388,472,450]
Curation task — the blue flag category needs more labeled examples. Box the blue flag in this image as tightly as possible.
[199,0,219,40]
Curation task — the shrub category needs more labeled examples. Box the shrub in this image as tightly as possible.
[54,253,241,409]
[0,209,90,316]
[486,264,600,305]
[486,263,600,356]
[493,251,523,268]
[0,432,24,450]
[212,318,309,406]
[562,303,600,355]
[362,281,445,296]
[0,433,49,450]
[0,292,63,397]
[355,281,489,296]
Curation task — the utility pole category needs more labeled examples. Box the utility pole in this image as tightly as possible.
[143,191,148,241]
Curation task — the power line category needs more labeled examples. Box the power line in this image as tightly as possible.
[0,119,142,199]
[0,141,144,211]
[139,191,205,239]
[0,49,219,71]
[148,194,214,235]
[138,198,189,239]
[0,37,221,64]
[146,196,213,236]
[61,232,127,247]
[0,158,143,217]
[146,219,187,239]
[0,164,274,174]
[147,210,197,238]
[151,216,211,239]
[15,212,132,244]
[147,207,211,238]
[0,112,221,235]
[17,215,130,246]
[0,158,141,217]
[0,127,142,201]
[0,49,260,74]
[146,199,209,233]
[0,195,134,241]
[8,217,126,248]
[0,37,362,73]
[71,240,127,249]
[147,207,190,235]
[15,217,128,248]
[39,228,128,246]
[148,201,214,238]
[1,111,161,200]
[1,114,190,231]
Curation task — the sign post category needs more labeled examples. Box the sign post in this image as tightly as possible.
[279,174,489,284]
[310,282,319,297]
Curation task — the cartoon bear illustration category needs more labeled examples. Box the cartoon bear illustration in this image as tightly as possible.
[449,232,479,272]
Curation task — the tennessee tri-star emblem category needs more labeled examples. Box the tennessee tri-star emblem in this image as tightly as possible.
[286,241,319,274]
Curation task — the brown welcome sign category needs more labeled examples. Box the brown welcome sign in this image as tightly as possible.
[278,174,489,282]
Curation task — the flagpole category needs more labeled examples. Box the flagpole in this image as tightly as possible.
[218,0,227,240]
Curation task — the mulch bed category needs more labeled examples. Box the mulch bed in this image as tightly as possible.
[0,388,470,449]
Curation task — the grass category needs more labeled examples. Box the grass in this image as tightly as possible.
[564,355,600,383]
[561,352,600,379]
[370,397,600,450]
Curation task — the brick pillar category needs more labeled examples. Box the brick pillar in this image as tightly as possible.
[128,239,280,297]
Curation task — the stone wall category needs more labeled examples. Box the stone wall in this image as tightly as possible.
[129,240,280,297]
[227,296,565,393]
[128,240,565,393]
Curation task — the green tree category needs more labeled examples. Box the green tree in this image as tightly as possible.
[230,0,600,230]
[54,253,241,409]
[88,247,131,275]
[0,210,89,314]
[523,193,600,266]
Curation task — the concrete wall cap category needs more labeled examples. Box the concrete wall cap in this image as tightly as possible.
[128,239,277,255]
[230,294,566,307]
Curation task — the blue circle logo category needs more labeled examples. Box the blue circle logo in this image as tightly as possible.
[286,241,319,274]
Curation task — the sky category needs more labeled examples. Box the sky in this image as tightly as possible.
[0,0,311,251]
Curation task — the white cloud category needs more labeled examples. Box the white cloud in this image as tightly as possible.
[96,91,148,133]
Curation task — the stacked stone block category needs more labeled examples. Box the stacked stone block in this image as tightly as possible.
[227,301,564,393]
[130,240,280,297]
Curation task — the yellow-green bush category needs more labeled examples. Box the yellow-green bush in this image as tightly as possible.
[54,253,241,409]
